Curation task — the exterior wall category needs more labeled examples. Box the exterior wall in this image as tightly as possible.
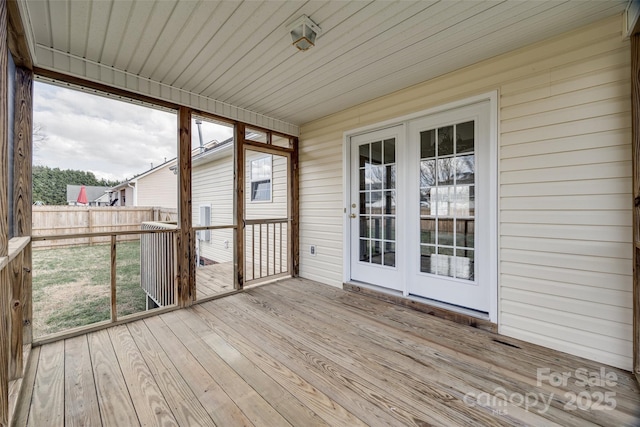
[191,149,289,274]
[192,151,234,264]
[118,187,134,206]
[135,164,177,209]
[298,16,632,369]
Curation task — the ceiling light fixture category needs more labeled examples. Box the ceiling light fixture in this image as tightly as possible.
[289,15,321,51]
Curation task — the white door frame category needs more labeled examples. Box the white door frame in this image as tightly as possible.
[342,91,498,323]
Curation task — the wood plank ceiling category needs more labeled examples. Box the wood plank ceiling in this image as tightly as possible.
[17,0,629,132]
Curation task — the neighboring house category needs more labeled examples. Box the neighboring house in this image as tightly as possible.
[65,185,110,206]
[110,159,177,208]
[107,181,135,207]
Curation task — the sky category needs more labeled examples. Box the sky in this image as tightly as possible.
[33,81,234,183]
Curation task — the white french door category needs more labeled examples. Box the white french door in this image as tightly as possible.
[349,99,494,314]
[349,126,404,289]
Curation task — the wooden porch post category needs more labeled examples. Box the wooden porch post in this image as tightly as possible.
[291,136,299,277]
[0,0,10,422]
[177,107,195,307]
[234,123,245,290]
[9,67,31,382]
[632,32,640,381]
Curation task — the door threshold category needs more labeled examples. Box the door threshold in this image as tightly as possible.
[344,281,497,333]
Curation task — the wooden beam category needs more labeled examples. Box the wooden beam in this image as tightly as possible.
[291,137,299,277]
[242,139,294,155]
[632,34,640,382]
[35,67,179,111]
[0,0,10,423]
[6,0,31,69]
[177,107,194,307]
[12,67,31,346]
[234,123,245,290]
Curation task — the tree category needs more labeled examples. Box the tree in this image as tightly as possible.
[32,166,120,205]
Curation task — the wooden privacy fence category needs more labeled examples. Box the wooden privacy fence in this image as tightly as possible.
[32,206,177,248]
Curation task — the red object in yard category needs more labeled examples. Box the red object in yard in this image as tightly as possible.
[76,185,88,205]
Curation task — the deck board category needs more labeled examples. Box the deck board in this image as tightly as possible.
[28,341,64,427]
[64,335,101,427]
[107,325,178,426]
[213,293,488,426]
[125,321,215,426]
[88,329,139,426]
[143,315,254,427]
[160,310,293,427]
[14,277,640,426]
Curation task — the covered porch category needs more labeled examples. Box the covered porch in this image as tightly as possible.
[2,0,640,426]
[13,278,640,426]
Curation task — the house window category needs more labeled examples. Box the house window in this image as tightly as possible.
[251,156,272,202]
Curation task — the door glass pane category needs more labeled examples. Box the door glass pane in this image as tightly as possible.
[385,217,395,240]
[456,121,474,153]
[420,130,435,158]
[456,219,474,248]
[371,240,383,264]
[437,158,455,185]
[384,242,396,267]
[384,191,395,215]
[371,216,382,239]
[385,165,396,189]
[438,126,454,156]
[437,218,454,246]
[420,218,436,244]
[419,120,476,281]
[359,144,369,167]
[384,139,395,164]
[371,141,382,165]
[455,155,474,184]
[360,218,370,238]
[360,240,370,262]
[436,247,455,278]
[456,249,474,280]
[358,138,396,268]
[420,245,435,274]
[420,160,436,187]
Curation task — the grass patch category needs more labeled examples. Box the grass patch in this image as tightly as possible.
[33,241,147,337]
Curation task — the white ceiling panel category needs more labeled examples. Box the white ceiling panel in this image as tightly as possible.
[20,0,629,131]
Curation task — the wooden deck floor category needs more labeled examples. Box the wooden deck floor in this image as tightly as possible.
[13,278,640,426]
[195,262,234,300]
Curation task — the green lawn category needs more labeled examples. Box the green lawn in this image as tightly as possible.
[32,241,147,337]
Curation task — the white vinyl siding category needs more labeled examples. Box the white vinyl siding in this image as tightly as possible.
[135,163,178,209]
[192,152,234,264]
[298,15,632,369]
[191,149,289,269]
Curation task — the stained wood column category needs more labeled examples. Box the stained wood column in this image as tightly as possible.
[177,107,195,307]
[0,0,10,422]
[234,123,245,290]
[632,33,640,381]
[291,137,299,277]
[9,67,31,382]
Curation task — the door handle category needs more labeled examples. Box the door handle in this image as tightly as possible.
[350,214,357,219]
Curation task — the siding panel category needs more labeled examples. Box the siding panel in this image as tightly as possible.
[298,15,632,369]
